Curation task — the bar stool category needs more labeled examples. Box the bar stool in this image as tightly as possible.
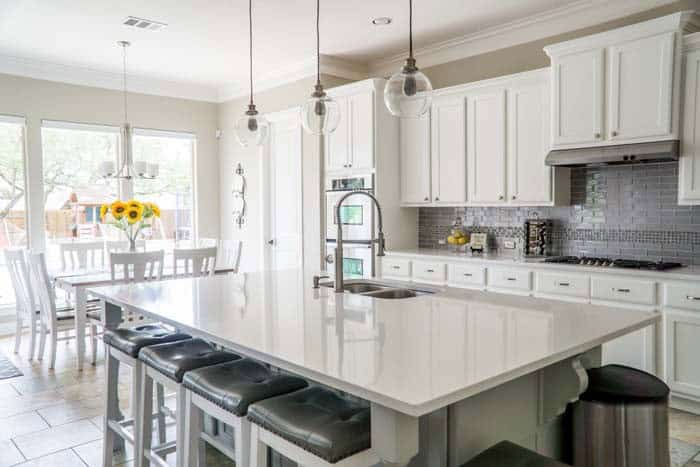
[182,358,309,467]
[102,324,191,467]
[460,441,569,466]
[137,338,241,467]
[247,386,379,467]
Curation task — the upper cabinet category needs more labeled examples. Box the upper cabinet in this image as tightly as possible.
[545,12,696,150]
[680,34,700,205]
[326,87,375,172]
[399,69,569,207]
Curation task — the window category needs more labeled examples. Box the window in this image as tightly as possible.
[132,129,196,242]
[0,115,28,309]
[41,120,119,266]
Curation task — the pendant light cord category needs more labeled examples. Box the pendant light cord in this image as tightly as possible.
[122,44,128,124]
[315,0,321,86]
[409,0,413,59]
[248,0,254,106]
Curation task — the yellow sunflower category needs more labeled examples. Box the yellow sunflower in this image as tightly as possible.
[126,199,143,210]
[147,202,161,218]
[99,204,109,221]
[125,204,144,224]
[110,201,127,219]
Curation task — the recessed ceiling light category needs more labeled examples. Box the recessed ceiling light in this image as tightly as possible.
[122,16,168,32]
[372,17,392,26]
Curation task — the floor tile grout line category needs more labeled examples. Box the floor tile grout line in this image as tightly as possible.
[8,438,26,465]
[71,446,92,467]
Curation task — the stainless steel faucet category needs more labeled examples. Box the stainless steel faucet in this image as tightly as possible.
[334,191,385,292]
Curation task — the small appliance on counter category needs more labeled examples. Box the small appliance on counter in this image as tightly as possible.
[523,216,552,257]
[469,233,488,254]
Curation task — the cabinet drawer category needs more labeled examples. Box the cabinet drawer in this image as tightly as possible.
[536,272,590,299]
[412,260,447,284]
[381,258,411,278]
[448,264,486,288]
[591,276,656,306]
[665,283,700,312]
[488,268,532,291]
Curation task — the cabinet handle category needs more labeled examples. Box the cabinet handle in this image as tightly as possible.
[463,273,473,277]
[687,295,700,301]
[392,266,401,270]
[499,195,504,200]
[435,197,440,201]
[511,195,516,200]
[611,131,618,137]
[507,277,517,281]
[424,197,429,201]
[558,282,570,287]
[426,269,435,273]
[615,288,631,293]
[348,163,353,168]
[594,132,601,139]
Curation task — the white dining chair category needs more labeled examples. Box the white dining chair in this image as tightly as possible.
[218,239,242,273]
[110,250,165,282]
[172,246,217,277]
[59,241,105,271]
[4,249,40,360]
[28,252,99,369]
[104,240,146,255]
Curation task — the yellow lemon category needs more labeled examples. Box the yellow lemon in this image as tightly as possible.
[457,237,468,245]
[447,236,456,245]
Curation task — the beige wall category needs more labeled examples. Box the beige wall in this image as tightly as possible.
[422,0,698,89]
[218,75,351,274]
[0,73,220,248]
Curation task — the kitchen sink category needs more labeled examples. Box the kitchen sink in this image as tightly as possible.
[320,280,435,299]
[343,283,389,294]
[362,288,419,299]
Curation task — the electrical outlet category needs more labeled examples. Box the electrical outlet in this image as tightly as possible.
[438,239,446,245]
[503,240,516,249]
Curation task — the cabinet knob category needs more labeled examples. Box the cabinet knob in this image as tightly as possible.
[511,195,516,200]
[424,197,429,201]
[611,131,618,137]
[435,197,440,201]
[499,195,504,200]
[594,133,601,139]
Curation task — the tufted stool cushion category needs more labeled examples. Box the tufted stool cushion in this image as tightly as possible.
[183,358,308,417]
[247,386,370,463]
[139,338,240,383]
[460,441,568,467]
[103,324,191,358]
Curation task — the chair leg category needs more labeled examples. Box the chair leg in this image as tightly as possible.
[184,391,203,467]
[27,316,36,361]
[250,424,268,467]
[137,366,153,467]
[49,329,57,370]
[102,348,119,467]
[89,324,98,365]
[37,323,47,361]
[176,385,188,467]
[156,384,166,445]
[13,315,22,354]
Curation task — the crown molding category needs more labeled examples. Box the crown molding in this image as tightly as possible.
[216,54,368,103]
[0,53,220,102]
[368,0,680,76]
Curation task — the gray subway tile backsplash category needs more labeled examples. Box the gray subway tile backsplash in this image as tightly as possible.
[417,162,700,265]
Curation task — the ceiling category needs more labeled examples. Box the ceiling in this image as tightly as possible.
[0,0,677,101]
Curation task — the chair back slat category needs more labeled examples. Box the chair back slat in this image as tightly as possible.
[173,247,217,277]
[217,240,242,273]
[59,241,104,270]
[110,250,164,282]
[27,252,58,328]
[4,249,35,317]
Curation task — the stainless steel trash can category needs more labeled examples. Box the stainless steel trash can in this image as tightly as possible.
[573,364,670,467]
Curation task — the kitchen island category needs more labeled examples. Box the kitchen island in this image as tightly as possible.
[90,270,658,466]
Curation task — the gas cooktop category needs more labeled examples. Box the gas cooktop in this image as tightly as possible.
[543,256,683,271]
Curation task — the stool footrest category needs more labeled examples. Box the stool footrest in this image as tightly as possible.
[200,431,238,461]
[145,441,177,467]
[107,420,135,446]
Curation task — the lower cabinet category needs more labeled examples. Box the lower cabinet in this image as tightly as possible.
[601,322,657,374]
[665,309,700,399]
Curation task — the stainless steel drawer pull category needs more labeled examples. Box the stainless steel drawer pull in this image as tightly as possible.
[426,269,435,273]
[558,282,570,287]
[687,295,700,301]
[392,266,401,270]
[616,288,631,293]
[463,273,473,277]
[507,277,517,281]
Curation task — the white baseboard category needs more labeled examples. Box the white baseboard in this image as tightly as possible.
[671,393,700,415]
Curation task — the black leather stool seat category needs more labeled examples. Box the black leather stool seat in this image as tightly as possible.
[247,386,370,463]
[460,441,568,467]
[103,324,191,358]
[139,338,240,383]
[580,364,670,404]
[183,358,309,417]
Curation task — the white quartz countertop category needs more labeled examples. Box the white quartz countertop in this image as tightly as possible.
[387,248,700,281]
[89,270,658,416]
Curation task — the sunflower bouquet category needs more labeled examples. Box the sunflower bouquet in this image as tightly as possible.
[100,199,161,252]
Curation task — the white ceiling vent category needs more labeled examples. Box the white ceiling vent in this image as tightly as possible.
[122,16,168,31]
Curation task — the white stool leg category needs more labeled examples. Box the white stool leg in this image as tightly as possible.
[236,417,252,467]
[156,384,167,444]
[130,365,139,419]
[250,424,268,467]
[137,365,153,467]
[37,323,46,361]
[176,385,187,467]
[102,348,119,467]
[89,324,97,364]
[185,390,204,467]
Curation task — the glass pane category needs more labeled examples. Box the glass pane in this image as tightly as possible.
[132,134,195,244]
[41,126,119,269]
[0,121,27,309]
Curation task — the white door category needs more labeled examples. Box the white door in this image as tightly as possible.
[467,88,506,204]
[507,79,553,205]
[608,32,675,141]
[400,113,431,204]
[665,309,700,399]
[349,90,374,171]
[551,48,604,146]
[266,109,304,272]
[680,48,700,204]
[431,96,467,204]
[326,95,349,171]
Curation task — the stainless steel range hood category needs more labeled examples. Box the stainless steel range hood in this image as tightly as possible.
[545,140,679,167]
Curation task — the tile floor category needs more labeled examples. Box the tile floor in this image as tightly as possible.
[0,334,697,466]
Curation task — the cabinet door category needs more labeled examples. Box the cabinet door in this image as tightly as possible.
[431,96,467,204]
[400,113,431,204]
[467,89,506,204]
[665,310,700,398]
[507,79,552,205]
[349,90,374,170]
[680,49,700,204]
[551,48,604,146]
[326,95,349,171]
[608,32,675,141]
[602,324,655,374]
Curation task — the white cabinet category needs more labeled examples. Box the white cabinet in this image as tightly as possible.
[380,257,411,280]
[431,96,467,204]
[400,114,431,204]
[412,260,447,285]
[602,324,656,374]
[665,309,700,399]
[326,89,374,172]
[550,48,604,146]
[487,267,532,294]
[608,32,675,141]
[535,271,590,301]
[448,263,486,289]
[680,42,700,205]
[467,88,507,204]
[591,276,656,306]
[545,13,688,149]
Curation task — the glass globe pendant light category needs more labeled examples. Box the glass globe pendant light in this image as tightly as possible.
[234,0,269,147]
[384,0,433,118]
[301,0,340,135]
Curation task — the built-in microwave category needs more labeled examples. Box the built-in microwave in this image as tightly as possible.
[325,174,374,242]
[325,241,373,280]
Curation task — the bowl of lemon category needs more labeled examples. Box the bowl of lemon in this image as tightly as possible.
[447,229,469,251]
